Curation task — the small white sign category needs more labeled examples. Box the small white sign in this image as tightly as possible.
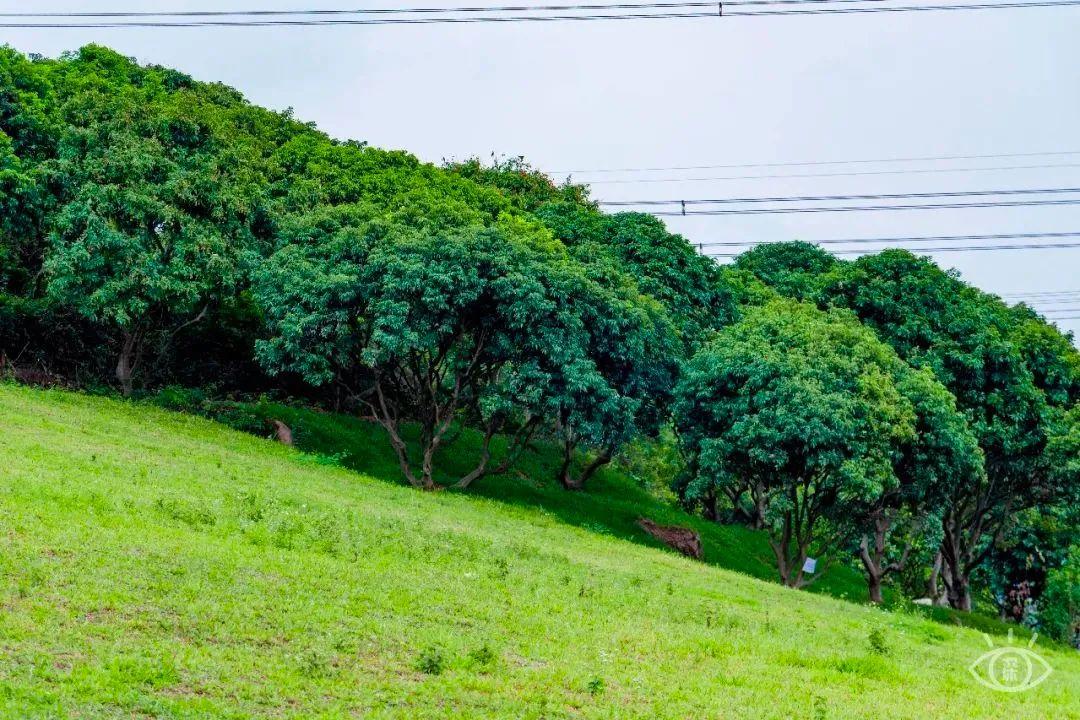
[802,557,817,574]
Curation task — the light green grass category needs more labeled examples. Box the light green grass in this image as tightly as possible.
[170,394,872,600]
[1,385,1076,719]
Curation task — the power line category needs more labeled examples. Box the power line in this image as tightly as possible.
[1001,289,1080,297]
[555,149,1080,175]
[691,231,1080,248]
[1016,298,1080,306]
[704,241,1080,256]
[0,1,870,18]
[598,185,1080,207]
[6,1,1080,27]
[651,197,1080,216]
[581,161,1080,184]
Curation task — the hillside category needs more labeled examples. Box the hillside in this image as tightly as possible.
[1,384,1077,719]
[151,391,882,600]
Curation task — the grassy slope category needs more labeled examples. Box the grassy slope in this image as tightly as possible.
[189,396,869,598]
[173,397,1039,628]
[1,386,1076,719]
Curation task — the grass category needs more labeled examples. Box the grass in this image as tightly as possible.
[1,384,1077,719]
[167,393,868,598]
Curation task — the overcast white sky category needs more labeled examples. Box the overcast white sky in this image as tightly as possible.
[3,1,1079,338]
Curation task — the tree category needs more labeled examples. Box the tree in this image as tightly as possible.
[0,133,48,295]
[1040,544,1080,647]
[1007,307,1080,408]
[536,204,739,353]
[673,300,918,588]
[734,241,838,301]
[45,126,253,394]
[852,368,983,603]
[820,250,1068,610]
[255,219,622,490]
[445,154,590,213]
[550,256,680,490]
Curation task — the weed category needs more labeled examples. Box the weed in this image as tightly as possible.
[415,646,446,676]
[297,648,331,679]
[467,644,497,670]
[868,627,890,656]
[153,495,216,528]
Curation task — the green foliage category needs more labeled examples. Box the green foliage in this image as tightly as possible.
[535,203,739,352]
[817,249,1074,610]
[1040,545,1079,646]
[446,154,591,212]
[734,241,837,300]
[254,219,672,490]
[550,253,681,488]
[0,44,543,393]
[867,627,890,656]
[0,43,1076,641]
[415,646,447,675]
[674,300,923,587]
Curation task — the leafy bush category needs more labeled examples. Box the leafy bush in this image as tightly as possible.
[1039,546,1079,647]
[414,646,446,675]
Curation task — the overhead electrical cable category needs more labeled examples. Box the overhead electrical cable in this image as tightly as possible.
[0,1,892,18]
[1014,298,1080,306]
[649,197,1080,216]
[703,242,1080,256]
[6,0,1080,27]
[1001,289,1080,298]
[553,149,1080,175]
[580,161,1080,184]
[688,231,1080,249]
[598,185,1080,207]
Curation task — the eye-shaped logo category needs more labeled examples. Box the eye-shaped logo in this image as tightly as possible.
[968,631,1053,693]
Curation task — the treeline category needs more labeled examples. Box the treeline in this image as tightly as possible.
[0,46,1076,643]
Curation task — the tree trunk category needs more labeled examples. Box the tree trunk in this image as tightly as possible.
[768,512,804,588]
[419,424,439,491]
[115,330,139,397]
[867,575,884,604]
[558,438,578,490]
[456,415,539,490]
[948,575,972,612]
[702,490,718,522]
[560,443,613,491]
[859,534,886,604]
[926,550,948,605]
[940,516,975,611]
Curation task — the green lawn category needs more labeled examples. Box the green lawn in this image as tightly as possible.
[1,384,1077,719]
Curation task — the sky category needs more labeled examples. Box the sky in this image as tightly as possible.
[3,1,1079,339]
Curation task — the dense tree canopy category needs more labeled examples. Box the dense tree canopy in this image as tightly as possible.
[674,300,968,590]
[733,241,837,301]
[253,213,677,490]
[535,202,739,352]
[817,250,1076,609]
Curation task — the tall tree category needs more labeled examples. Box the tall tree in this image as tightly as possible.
[674,300,919,588]
[537,204,739,353]
[551,255,680,490]
[255,219,633,491]
[852,368,984,603]
[45,125,253,394]
[820,250,1067,610]
[734,241,838,301]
